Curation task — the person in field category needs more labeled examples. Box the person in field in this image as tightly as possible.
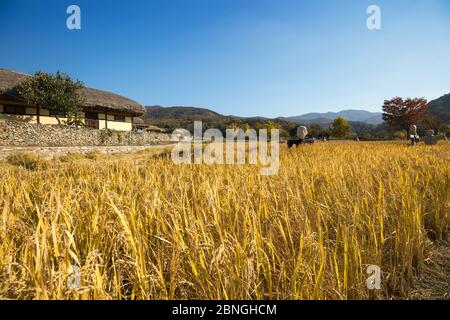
[288,126,310,148]
[424,129,438,145]
[297,126,308,143]
[409,125,419,146]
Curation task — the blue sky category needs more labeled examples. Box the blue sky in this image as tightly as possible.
[1,0,449,117]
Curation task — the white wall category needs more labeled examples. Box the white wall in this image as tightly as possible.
[1,103,135,131]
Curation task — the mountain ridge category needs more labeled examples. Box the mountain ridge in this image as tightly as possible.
[145,106,383,124]
[284,109,383,125]
[143,93,450,132]
[428,93,450,124]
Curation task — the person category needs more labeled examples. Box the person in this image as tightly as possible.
[297,126,308,143]
[409,125,419,146]
[288,126,309,148]
[424,129,438,145]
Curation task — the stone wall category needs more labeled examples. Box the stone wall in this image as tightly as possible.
[0,119,171,147]
[0,145,172,160]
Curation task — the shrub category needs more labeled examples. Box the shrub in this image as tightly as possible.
[84,150,102,160]
[58,152,84,163]
[6,152,48,170]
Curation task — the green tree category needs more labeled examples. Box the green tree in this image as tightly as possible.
[16,71,85,124]
[308,124,323,137]
[227,122,240,130]
[330,117,352,138]
[241,123,251,132]
[419,114,441,134]
[264,120,279,139]
[264,120,278,131]
[254,122,264,130]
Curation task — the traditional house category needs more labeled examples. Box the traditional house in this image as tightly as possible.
[133,117,169,134]
[133,117,148,133]
[0,69,145,131]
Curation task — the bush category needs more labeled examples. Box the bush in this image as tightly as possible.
[84,150,102,160]
[58,152,84,163]
[6,152,48,170]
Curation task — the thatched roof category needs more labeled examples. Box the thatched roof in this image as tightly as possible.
[133,117,145,125]
[0,69,145,116]
[146,125,168,133]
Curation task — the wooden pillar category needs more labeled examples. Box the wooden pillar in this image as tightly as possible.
[105,111,108,129]
[37,106,40,124]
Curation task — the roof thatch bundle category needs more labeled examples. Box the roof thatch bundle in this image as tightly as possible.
[133,117,148,129]
[132,117,167,132]
[0,69,145,116]
[133,117,145,125]
[146,125,167,133]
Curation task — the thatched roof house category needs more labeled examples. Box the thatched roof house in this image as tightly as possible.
[132,117,146,126]
[0,69,146,131]
[146,125,168,133]
[133,117,167,133]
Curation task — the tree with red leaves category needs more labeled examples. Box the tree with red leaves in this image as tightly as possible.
[382,97,428,133]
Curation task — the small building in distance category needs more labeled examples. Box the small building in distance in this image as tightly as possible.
[0,69,145,131]
[133,117,148,133]
[133,117,168,134]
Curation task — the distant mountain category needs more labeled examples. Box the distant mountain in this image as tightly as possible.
[145,105,223,121]
[143,106,388,137]
[140,100,449,138]
[143,106,297,134]
[428,93,450,124]
[285,110,383,125]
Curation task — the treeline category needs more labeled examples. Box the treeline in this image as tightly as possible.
[144,99,450,140]
[146,115,449,140]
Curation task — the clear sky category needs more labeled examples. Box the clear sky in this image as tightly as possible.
[1,0,449,117]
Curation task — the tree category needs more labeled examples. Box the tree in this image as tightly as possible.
[419,114,442,134]
[444,124,450,137]
[308,124,323,137]
[264,120,279,139]
[241,123,251,132]
[16,71,85,124]
[264,120,278,131]
[227,122,240,130]
[351,121,375,136]
[330,117,352,138]
[393,131,406,140]
[382,97,428,133]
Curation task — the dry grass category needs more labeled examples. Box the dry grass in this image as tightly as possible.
[0,142,448,300]
[6,152,48,171]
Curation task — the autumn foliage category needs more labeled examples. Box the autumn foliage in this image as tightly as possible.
[382,97,428,132]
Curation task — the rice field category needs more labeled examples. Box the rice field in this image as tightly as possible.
[0,141,448,300]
